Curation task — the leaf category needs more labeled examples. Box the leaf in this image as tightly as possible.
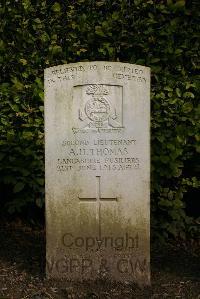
[173,168,182,177]
[22,0,31,10]
[112,11,119,20]
[176,88,181,97]
[159,199,173,207]
[35,178,44,186]
[49,45,62,55]
[39,105,44,112]
[183,92,195,99]
[11,77,24,91]
[19,58,27,65]
[52,2,61,12]
[39,92,44,100]
[13,182,25,193]
[164,86,173,92]
[151,58,160,63]
[174,0,185,8]
[95,26,105,37]
[182,102,193,113]
[36,198,44,208]
[151,65,162,73]
[22,131,34,140]
[10,103,19,112]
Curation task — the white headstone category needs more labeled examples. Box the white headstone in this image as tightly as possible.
[45,61,150,285]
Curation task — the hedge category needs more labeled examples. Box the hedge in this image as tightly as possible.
[0,0,199,241]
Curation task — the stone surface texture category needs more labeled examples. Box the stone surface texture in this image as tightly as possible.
[45,61,150,285]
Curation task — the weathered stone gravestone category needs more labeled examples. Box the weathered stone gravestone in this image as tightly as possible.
[45,61,150,285]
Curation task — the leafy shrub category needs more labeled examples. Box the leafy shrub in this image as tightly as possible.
[0,0,199,240]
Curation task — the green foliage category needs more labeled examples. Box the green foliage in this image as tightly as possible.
[0,0,199,240]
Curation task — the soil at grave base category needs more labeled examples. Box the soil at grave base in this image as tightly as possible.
[0,220,199,299]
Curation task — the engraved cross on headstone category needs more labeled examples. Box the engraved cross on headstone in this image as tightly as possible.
[79,176,118,239]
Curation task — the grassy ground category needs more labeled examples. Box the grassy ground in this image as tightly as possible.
[0,221,199,299]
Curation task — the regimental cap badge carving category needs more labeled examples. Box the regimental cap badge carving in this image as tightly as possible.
[85,97,110,122]
[73,84,123,133]
[86,84,109,95]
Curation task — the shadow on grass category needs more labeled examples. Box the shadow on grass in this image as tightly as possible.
[0,222,45,277]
